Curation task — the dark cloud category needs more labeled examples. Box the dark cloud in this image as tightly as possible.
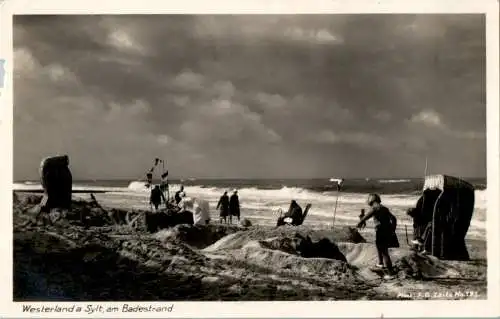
[13,14,486,179]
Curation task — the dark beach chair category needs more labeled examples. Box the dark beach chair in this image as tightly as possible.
[276,203,312,227]
[419,174,475,261]
[295,203,312,226]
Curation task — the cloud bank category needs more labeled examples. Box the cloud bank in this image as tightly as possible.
[13,15,485,179]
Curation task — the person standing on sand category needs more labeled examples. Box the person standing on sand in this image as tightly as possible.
[217,191,230,224]
[150,185,166,212]
[357,193,399,279]
[229,190,241,224]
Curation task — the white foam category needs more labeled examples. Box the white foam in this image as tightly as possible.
[13,181,487,234]
[378,179,412,183]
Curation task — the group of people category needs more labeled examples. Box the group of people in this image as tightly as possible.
[149,184,186,211]
[216,190,240,224]
[149,185,241,225]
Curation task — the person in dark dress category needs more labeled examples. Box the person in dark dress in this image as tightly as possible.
[229,190,241,224]
[357,193,399,279]
[217,191,230,224]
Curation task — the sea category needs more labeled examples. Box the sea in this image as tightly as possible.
[13,177,487,239]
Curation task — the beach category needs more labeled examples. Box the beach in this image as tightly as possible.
[12,178,487,301]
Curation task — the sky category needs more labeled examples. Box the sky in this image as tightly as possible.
[13,14,486,180]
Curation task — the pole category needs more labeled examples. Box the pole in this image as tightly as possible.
[405,225,409,246]
[162,159,166,202]
[332,180,343,229]
[332,191,340,229]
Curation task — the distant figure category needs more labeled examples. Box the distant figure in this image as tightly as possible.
[37,155,73,223]
[216,191,230,224]
[175,185,185,205]
[357,193,399,279]
[337,178,344,192]
[229,190,240,224]
[160,171,169,199]
[150,185,166,212]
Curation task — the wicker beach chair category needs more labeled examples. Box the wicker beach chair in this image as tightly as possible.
[420,174,475,261]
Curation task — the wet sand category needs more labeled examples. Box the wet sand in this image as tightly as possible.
[13,193,487,301]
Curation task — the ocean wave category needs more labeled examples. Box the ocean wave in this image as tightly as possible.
[378,179,411,183]
[13,181,487,211]
[127,181,152,192]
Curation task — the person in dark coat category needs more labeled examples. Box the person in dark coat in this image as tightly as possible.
[217,191,230,224]
[150,185,166,212]
[287,200,303,224]
[276,200,303,226]
[357,193,399,279]
[229,190,241,224]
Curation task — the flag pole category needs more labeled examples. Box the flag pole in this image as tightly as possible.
[332,179,343,229]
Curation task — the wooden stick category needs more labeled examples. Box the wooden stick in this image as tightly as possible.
[405,225,409,246]
[332,190,340,229]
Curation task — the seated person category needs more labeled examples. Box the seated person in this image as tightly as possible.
[407,189,441,250]
[277,200,303,226]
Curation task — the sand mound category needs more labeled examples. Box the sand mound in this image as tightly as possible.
[13,192,486,301]
[337,242,409,268]
[394,252,462,279]
[337,242,462,280]
[228,239,355,281]
[203,225,365,252]
[259,234,347,261]
[14,229,213,301]
[153,224,242,249]
[13,193,147,229]
[201,230,354,281]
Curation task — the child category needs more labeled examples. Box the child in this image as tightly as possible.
[357,193,399,279]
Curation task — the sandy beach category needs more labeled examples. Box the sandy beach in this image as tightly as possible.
[13,192,487,301]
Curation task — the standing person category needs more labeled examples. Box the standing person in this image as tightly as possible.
[337,178,344,192]
[150,185,166,212]
[216,191,230,224]
[357,193,399,279]
[175,185,185,205]
[160,171,169,201]
[229,190,241,224]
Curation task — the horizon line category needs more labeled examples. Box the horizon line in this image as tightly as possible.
[14,176,487,182]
